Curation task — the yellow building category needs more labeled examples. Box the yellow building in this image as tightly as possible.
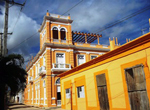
[24,11,111,107]
[58,32,150,110]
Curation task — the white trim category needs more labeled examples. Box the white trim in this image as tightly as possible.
[46,47,51,50]
[56,52,66,64]
[74,50,104,54]
[51,26,59,31]
[52,104,56,105]
[51,97,56,100]
[99,53,105,55]
[34,80,40,84]
[90,55,98,60]
[52,48,73,52]
[77,54,86,66]
[86,52,89,54]
[60,27,68,32]
[46,20,50,22]
[51,21,71,26]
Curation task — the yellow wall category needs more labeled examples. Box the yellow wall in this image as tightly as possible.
[60,33,150,110]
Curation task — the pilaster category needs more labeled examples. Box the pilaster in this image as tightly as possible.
[46,21,50,43]
[68,25,72,44]
[70,51,74,68]
[45,49,52,106]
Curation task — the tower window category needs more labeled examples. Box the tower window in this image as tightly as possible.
[53,27,58,39]
[60,28,66,40]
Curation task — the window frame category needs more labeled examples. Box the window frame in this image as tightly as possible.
[77,54,86,66]
[90,55,97,60]
[77,86,85,98]
[65,88,71,99]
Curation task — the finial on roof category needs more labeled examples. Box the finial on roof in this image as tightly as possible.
[46,10,50,16]
[68,14,71,19]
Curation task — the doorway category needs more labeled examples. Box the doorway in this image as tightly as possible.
[125,65,150,110]
[96,73,109,110]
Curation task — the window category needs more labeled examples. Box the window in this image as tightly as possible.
[36,65,38,77]
[78,55,85,65]
[43,80,46,87]
[124,65,150,109]
[77,86,85,98]
[91,55,97,60]
[32,69,34,76]
[56,53,65,68]
[42,30,46,38]
[53,27,58,39]
[43,56,46,66]
[56,78,60,85]
[66,88,70,98]
[60,28,66,40]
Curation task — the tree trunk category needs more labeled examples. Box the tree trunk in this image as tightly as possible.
[0,84,5,110]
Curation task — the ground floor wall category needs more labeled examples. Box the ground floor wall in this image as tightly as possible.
[60,46,150,110]
[24,75,61,107]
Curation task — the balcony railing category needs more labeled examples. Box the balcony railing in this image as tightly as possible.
[57,100,61,106]
[53,39,59,42]
[29,77,33,83]
[51,63,71,72]
[39,66,46,76]
[61,40,66,43]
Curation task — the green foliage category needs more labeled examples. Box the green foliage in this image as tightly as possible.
[0,54,27,96]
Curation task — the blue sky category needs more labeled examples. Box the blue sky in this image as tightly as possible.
[0,0,150,66]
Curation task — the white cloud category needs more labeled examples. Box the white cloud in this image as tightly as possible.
[0,6,40,64]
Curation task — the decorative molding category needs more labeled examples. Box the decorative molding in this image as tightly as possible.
[51,97,56,100]
[51,74,56,77]
[46,20,50,22]
[46,47,51,50]
[52,48,73,52]
[74,50,104,54]
[51,21,71,26]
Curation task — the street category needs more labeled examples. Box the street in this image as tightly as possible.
[7,103,63,110]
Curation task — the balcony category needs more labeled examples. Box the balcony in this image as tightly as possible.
[39,66,46,76]
[51,63,71,72]
[29,77,33,83]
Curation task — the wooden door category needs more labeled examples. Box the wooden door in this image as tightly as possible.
[96,74,109,110]
[125,65,150,110]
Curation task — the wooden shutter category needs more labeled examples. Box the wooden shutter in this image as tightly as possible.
[96,74,109,110]
[125,65,150,110]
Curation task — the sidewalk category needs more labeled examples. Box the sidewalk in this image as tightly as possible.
[7,103,64,110]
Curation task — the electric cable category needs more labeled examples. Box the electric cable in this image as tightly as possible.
[93,5,150,33]
[61,0,83,16]
[9,32,38,51]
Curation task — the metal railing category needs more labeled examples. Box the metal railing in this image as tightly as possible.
[29,77,33,83]
[39,66,46,76]
[53,39,59,42]
[52,63,71,69]
[61,40,66,43]
[57,100,61,106]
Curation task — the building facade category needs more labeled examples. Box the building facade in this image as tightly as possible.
[24,12,111,107]
[59,32,150,110]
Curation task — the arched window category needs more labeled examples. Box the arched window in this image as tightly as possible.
[53,27,58,39]
[55,78,60,85]
[60,28,66,40]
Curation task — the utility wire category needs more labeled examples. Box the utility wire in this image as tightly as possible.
[9,32,38,51]
[93,5,150,33]
[61,0,83,16]
[12,0,27,32]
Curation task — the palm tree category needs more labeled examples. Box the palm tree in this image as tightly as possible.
[0,54,27,110]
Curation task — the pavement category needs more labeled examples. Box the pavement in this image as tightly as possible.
[7,103,64,110]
